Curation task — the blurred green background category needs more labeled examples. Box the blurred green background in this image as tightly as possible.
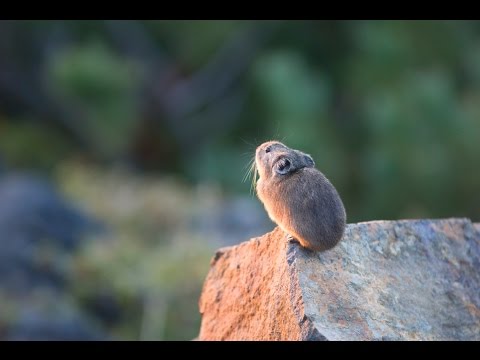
[0,20,479,340]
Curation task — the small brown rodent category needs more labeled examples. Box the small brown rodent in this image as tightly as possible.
[253,140,346,252]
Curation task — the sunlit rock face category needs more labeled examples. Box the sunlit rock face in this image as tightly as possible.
[198,218,480,340]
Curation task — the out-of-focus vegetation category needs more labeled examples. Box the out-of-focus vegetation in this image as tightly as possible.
[57,161,217,340]
[1,20,480,340]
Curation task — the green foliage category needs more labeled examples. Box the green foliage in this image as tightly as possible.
[346,22,480,220]
[2,20,479,221]
[0,120,74,171]
[48,41,141,158]
[57,162,215,340]
[184,141,252,193]
[252,50,347,185]
[153,20,243,70]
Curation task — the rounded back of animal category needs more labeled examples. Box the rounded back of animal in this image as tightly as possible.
[254,140,346,252]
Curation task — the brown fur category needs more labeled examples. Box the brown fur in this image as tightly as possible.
[255,141,346,252]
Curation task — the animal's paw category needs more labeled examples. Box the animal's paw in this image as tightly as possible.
[285,233,304,249]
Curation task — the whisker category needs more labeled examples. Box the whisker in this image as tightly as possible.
[240,140,260,197]
[239,137,255,148]
[242,157,254,171]
[242,157,255,183]
[242,169,250,184]
[250,165,258,196]
[248,161,256,185]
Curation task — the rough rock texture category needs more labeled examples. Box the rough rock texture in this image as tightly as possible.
[198,218,480,340]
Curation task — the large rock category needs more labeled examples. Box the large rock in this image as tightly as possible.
[198,218,480,340]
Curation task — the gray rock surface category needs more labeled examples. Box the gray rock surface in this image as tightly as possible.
[198,218,480,340]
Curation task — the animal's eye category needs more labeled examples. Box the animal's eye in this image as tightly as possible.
[265,146,272,153]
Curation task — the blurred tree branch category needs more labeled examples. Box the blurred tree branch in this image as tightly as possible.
[0,20,282,164]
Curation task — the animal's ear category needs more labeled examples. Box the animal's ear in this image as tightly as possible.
[274,158,294,175]
[304,154,315,168]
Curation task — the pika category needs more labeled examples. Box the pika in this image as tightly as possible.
[253,140,346,252]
